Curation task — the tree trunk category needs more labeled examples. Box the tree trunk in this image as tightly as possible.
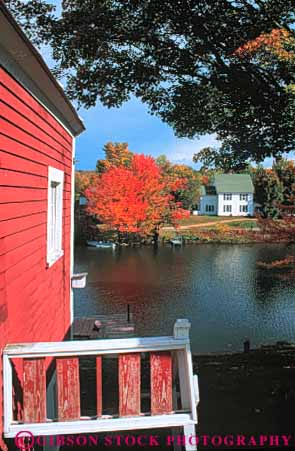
[153,230,159,248]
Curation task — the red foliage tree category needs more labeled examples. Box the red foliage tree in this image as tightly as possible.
[86,154,189,238]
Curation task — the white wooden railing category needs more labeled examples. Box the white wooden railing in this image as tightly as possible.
[3,319,199,450]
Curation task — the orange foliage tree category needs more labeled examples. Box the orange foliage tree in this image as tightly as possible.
[234,28,295,94]
[257,212,295,244]
[96,142,133,173]
[234,29,295,62]
[75,171,99,197]
[86,154,189,239]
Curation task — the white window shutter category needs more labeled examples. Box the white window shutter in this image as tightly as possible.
[47,166,64,267]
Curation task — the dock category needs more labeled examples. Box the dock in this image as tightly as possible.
[73,314,135,339]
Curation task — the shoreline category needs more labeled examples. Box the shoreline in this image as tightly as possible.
[191,342,295,443]
[79,237,295,246]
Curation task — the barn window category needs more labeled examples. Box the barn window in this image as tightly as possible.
[47,166,64,266]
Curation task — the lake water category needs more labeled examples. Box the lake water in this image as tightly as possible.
[74,244,295,353]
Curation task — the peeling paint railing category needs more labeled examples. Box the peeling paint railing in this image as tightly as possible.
[3,319,199,450]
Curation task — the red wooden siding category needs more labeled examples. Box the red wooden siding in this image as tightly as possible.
[0,66,74,441]
[150,352,173,415]
[56,358,80,421]
[23,359,46,423]
[119,353,141,417]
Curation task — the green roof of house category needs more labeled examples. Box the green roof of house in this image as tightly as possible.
[214,174,254,193]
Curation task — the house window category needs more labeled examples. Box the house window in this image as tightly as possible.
[205,205,214,212]
[47,166,64,267]
[224,193,232,201]
[240,194,248,201]
[223,205,232,213]
[240,205,248,213]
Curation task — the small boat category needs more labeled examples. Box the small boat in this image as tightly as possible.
[86,240,116,249]
[170,237,182,246]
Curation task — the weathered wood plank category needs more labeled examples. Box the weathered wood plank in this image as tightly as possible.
[56,358,80,421]
[73,316,135,340]
[150,351,173,415]
[119,353,141,416]
[23,358,46,423]
[96,356,102,417]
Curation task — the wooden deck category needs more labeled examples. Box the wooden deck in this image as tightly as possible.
[73,314,136,339]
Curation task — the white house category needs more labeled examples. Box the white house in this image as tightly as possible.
[199,174,254,216]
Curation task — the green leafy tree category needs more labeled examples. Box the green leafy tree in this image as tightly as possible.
[170,165,201,211]
[193,145,251,173]
[273,158,295,205]
[156,155,201,210]
[6,0,295,162]
[252,166,284,218]
[4,0,54,45]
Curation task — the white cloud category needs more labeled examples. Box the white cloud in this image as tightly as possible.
[167,135,218,166]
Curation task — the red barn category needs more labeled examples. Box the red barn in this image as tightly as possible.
[0,3,84,448]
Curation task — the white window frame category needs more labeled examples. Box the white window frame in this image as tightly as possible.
[223,205,232,213]
[240,193,248,201]
[47,166,64,267]
[224,193,232,201]
[240,205,248,213]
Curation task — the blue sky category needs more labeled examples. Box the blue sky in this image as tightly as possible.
[74,98,218,170]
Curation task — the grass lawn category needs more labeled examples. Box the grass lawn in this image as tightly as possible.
[227,220,257,229]
[179,215,256,226]
[179,215,231,225]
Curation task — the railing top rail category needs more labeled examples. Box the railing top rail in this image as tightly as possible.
[4,335,190,358]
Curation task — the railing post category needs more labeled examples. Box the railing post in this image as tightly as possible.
[3,333,198,439]
[173,319,191,339]
[3,354,13,434]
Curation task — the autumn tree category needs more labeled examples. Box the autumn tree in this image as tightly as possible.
[7,0,295,163]
[257,212,295,244]
[75,171,98,197]
[234,28,295,81]
[169,164,201,211]
[155,155,172,174]
[96,142,133,173]
[86,154,188,240]
[156,155,201,210]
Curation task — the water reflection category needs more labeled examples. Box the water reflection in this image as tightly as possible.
[74,244,295,353]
